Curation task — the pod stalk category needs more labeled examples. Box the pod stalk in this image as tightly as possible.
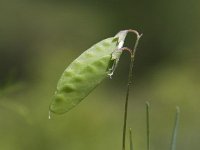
[122,30,142,150]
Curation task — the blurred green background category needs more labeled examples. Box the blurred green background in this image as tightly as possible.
[0,0,200,150]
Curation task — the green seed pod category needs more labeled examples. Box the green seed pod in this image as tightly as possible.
[50,30,128,114]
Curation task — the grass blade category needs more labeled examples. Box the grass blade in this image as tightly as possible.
[129,128,133,150]
[170,107,180,150]
[146,102,150,150]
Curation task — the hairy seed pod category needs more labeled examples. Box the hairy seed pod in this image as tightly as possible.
[50,30,128,114]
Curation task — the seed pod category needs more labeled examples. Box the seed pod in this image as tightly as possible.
[50,30,128,114]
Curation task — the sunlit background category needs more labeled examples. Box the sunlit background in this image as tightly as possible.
[0,0,200,150]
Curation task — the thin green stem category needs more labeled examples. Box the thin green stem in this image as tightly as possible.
[122,30,142,150]
[170,107,180,150]
[146,102,150,150]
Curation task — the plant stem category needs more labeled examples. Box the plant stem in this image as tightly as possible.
[122,30,142,150]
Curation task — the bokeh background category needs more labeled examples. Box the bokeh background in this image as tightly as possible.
[0,0,200,150]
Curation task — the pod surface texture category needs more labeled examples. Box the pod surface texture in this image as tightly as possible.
[50,37,118,114]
